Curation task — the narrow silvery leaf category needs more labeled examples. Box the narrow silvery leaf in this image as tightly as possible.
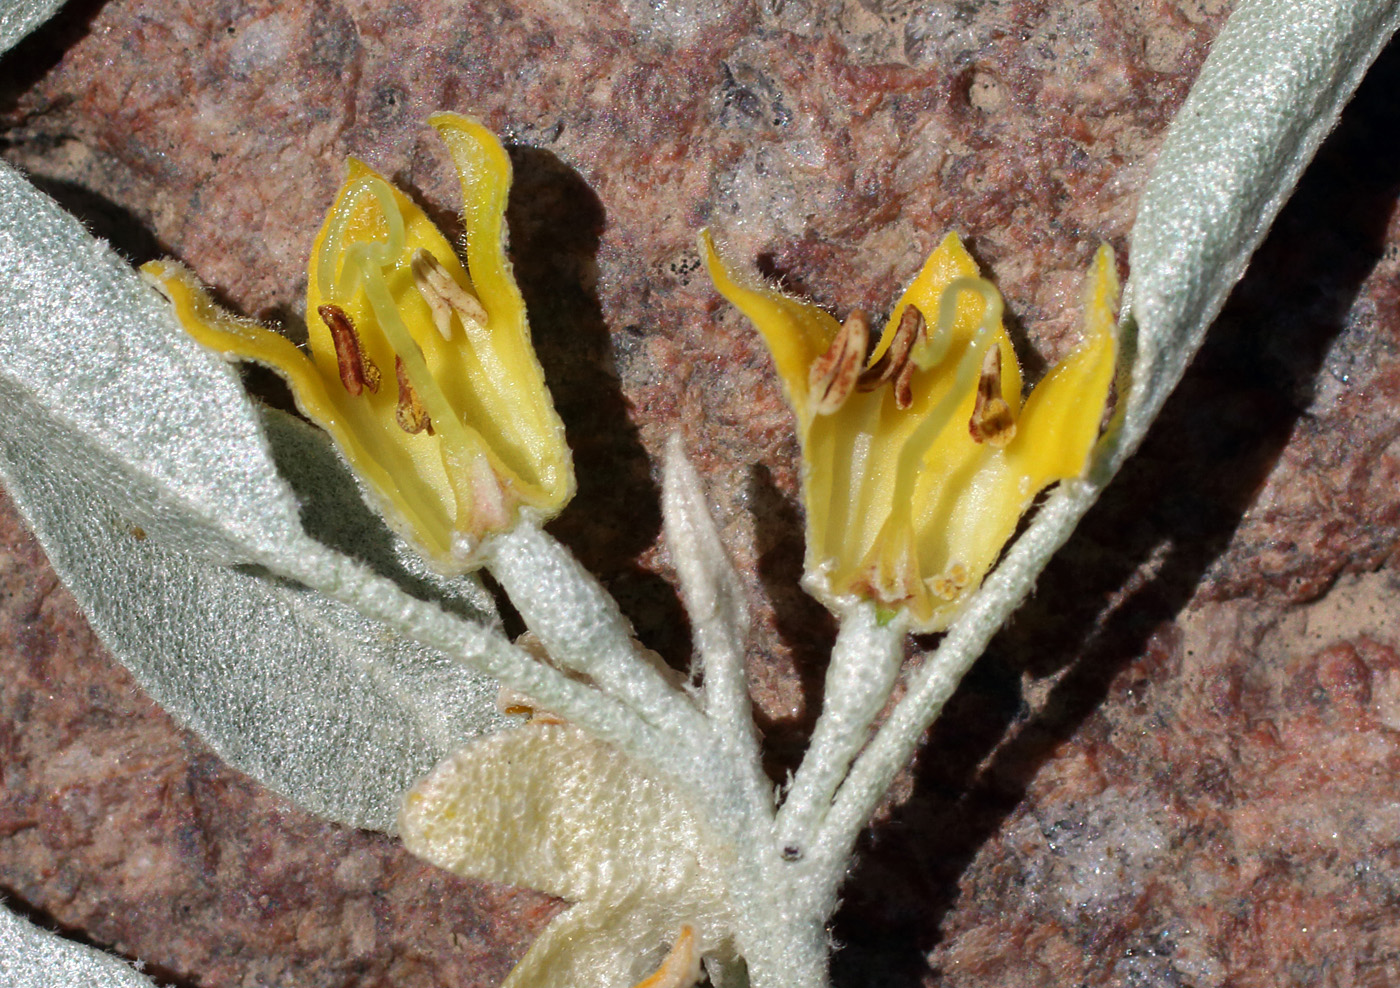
[0,0,63,54]
[660,437,767,804]
[0,371,508,832]
[1119,0,1400,470]
[0,905,157,988]
[0,163,314,563]
[660,437,749,699]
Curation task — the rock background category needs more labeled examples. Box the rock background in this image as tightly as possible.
[3,0,1400,985]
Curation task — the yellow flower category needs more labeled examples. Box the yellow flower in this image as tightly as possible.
[701,231,1117,632]
[142,114,574,570]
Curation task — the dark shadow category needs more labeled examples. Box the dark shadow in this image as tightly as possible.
[259,408,498,625]
[960,235,1049,383]
[756,251,819,302]
[23,174,165,264]
[0,0,109,117]
[829,34,1400,987]
[748,463,838,781]
[504,145,692,670]
[0,884,201,988]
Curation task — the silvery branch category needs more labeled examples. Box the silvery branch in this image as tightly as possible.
[0,0,1395,985]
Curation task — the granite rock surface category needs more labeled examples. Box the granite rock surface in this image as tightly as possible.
[3,0,1400,985]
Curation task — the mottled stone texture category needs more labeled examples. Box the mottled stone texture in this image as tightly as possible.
[2,0,1399,985]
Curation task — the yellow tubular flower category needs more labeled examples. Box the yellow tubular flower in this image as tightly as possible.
[142,114,574,570]
[701,231,1118,632]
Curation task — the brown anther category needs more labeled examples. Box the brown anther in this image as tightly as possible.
[497,692,566,725]
[410,248,489,341]
[319,304,381,395]
[499,635,569,725]
[394,355,434,435]
[857,304,925,409]
[808,310,870,415]
[968,345,1017,447]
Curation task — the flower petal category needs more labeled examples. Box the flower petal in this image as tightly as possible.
[699,229,841,421]
[142,258,461,561]
[877,231,1024,404]
[1007,243,1118,482]
[703,230,1116,632]
[929,245,1118,625]
[150,117,575,569]
[429,112,574,511]
[807,238,1023,629]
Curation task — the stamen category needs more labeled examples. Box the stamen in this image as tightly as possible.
[630,925,702,988]
[495,690,566,725]
[968,345,1016,447]
[318,304,381,395]
[930,562,970,601]
[411,247,489,341]
[857,304,926,409]
[869,534,919,607]
[808,310,870,415]
[395,355,434,435]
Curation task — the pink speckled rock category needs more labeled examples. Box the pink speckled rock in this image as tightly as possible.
[3,0,1400,985]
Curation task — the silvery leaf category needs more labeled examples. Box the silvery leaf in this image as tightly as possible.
[1117,0,1400,471]
[0,907,157,988]
[0,0,62,53]
[0,164,308,563]
[0,158,509,833]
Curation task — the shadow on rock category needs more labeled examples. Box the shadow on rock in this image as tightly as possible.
[748,462,838,783]
[22,175,165,264]
[505,144,691,670]
[0,0,109,118]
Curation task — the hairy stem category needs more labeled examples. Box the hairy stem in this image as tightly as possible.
[265,537,669,760]
[775,604,903,856]
[486,521,710,741]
